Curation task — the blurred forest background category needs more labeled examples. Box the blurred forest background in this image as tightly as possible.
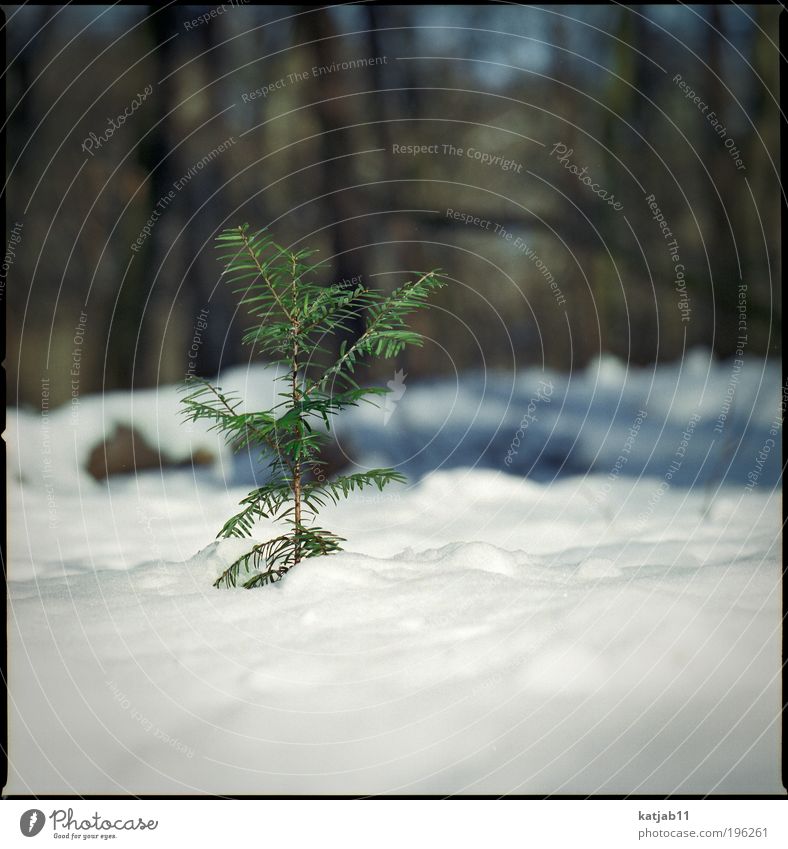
[4,3,781,408]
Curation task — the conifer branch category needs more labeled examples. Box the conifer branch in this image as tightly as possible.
[311,271,445,394]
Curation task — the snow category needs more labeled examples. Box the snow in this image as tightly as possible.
[7,363,287,488]
[5,353,784,795]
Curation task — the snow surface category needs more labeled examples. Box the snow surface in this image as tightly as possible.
[5,354,784,794]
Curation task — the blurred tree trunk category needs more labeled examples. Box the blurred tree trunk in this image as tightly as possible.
[744,4,780,351]
[109,4,180,390]
[705,5,740,356]
[8,6,58,131]
[363,5,432,378]
[182,13,236,379]
[296,9,367,352]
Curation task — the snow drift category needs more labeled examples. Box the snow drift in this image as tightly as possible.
[5,353,784,794]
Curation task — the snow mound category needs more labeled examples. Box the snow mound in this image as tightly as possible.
[6,467,782,795]
[576,557,622,579]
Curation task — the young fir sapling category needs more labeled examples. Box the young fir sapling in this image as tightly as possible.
[181,226,445,588]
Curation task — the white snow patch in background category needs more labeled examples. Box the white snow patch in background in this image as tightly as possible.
[4,353,783,794]
[7,363,286,487]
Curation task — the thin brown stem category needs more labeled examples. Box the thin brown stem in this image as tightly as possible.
[237,226,294,322]
[291,321,302,565]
